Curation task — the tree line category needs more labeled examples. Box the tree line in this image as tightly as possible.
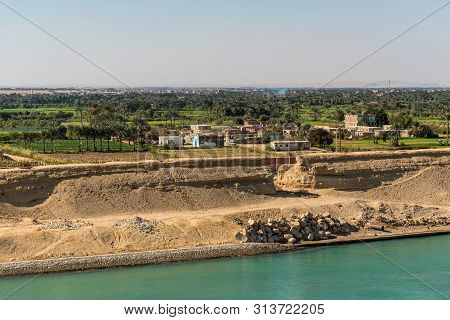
[1,88,448,122]
[3,109,152,153]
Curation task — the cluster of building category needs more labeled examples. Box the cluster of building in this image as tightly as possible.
[158,120,311,151]
[343,114,410,138]
[310,114,411,140]
[157,113,411,151]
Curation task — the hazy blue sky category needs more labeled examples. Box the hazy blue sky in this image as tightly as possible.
[0,0,449,87]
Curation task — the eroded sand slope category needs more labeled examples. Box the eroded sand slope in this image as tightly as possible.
[276,149,450,191]
[362,166,449,206]
[0,151,449,263]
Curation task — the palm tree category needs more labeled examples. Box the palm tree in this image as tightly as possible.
[19,132,29,149]
[19,131,40,149]
[75,102,84,126]
[114,121,127,152]
[88,126,98,152]
[132,111,150,151]
[126,126,138,151]
[97,127,104,152]
[40,131,47,153]
[43,129,56,153]
[75,126,83,152]
[388,112,412,147]
[67,125,82,152]
[80,126,90,151]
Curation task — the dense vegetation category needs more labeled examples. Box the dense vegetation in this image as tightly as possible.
[1,88,448,123]
[0,88,448,153]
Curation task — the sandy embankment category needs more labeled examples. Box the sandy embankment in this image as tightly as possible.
[0,150,449,275]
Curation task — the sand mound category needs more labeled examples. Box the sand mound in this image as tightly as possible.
[0,166,275,219]
[363,166,450,206]
[37,176,270,218]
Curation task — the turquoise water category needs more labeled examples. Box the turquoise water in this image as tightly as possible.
[1,235,449,300]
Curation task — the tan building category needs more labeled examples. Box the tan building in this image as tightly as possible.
[344,115,359,129]
[190,124,211,134]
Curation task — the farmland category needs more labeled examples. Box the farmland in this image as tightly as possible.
[2,104,445,128]
[6,139,138,153]
[339,137,450,151]
[0,88,448,164]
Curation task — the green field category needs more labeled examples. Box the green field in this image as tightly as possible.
[6,139,142,153]
[412,116,447,124]
[339,137,449,151]
[0,107,76,114]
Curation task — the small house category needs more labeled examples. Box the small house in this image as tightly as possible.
[158,136,184,148]
[270,140,311,151]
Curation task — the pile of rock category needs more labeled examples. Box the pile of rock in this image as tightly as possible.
[236,212,354,244]
[41,219,93,231]
[113,216,160,234]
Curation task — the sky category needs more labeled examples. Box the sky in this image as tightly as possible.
[0,0,449,88]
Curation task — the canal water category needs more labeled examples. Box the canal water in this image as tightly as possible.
[1,235,449,299]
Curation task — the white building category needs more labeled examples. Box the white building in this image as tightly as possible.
[270,141,311,151]
[158,136,184,148]
[190,124,211,134]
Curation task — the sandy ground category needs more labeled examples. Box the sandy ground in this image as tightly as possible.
[0,186,448,263]
[49,152,155,163]
[0,154,448,264]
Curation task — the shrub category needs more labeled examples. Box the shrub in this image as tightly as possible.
[411,124,439,138]
[308,128,334,148]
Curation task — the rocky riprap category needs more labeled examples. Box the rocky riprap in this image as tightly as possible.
[236,212,355,244]
[113,216,160,234]
[41,219,93,231]
[0,243,295,277]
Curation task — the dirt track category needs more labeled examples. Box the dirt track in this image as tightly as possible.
[0,149,449,264]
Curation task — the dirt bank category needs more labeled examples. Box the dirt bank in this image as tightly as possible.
[1,193,448,263]
[0,164,275,219]
[0,150,448,267]
[361,166,450,206]
[276,149,450,191]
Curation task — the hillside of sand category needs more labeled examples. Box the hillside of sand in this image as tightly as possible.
[361,166,449,206]
[0,151,449,264]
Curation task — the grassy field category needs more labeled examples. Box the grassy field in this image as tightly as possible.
[0,127,42,132]
[339,138,449,151]
[0,107,76,114]
[6,139,142,153]
[412,116,447,124]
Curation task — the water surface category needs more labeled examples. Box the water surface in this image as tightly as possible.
[1,235,449,299]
